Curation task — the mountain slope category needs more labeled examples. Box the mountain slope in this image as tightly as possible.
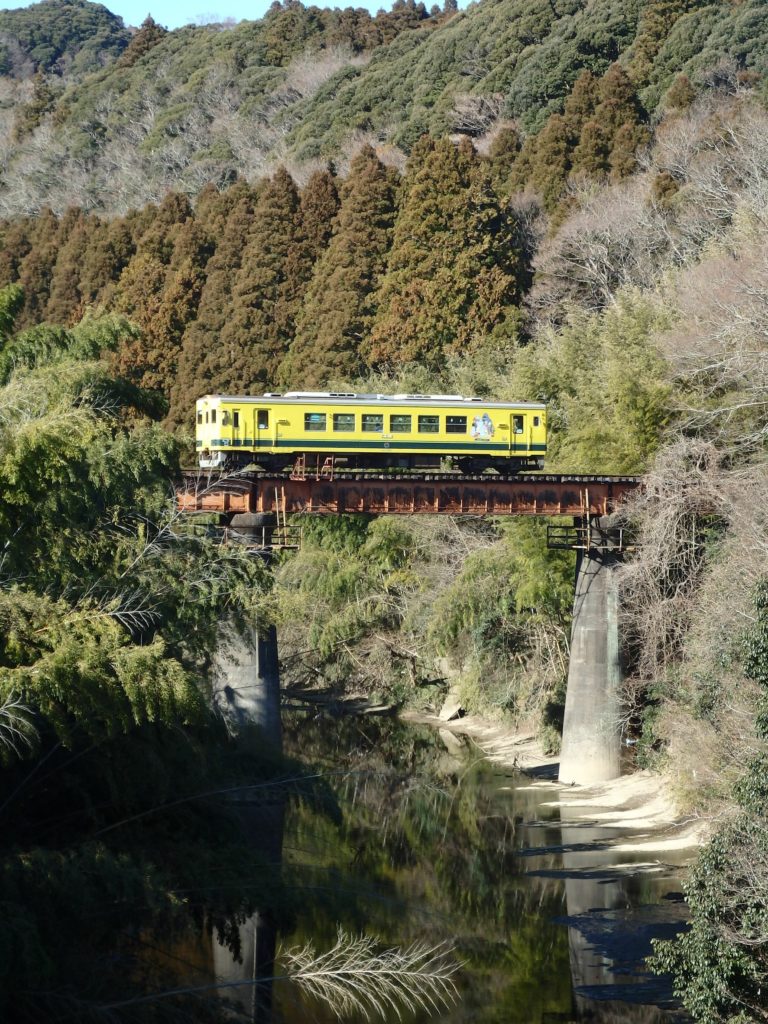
[2,0,768,216]
[0,0,129,78]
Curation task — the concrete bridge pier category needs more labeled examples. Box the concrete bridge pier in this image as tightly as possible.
[213,623,282,748]
[211,623,284,1020]
[558,521,622,786]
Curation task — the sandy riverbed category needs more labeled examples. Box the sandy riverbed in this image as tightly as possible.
[403,710,709,854]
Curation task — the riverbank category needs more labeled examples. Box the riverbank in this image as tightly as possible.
[403,710,709,854]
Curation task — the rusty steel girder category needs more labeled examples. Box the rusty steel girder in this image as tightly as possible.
[177,473,640,518]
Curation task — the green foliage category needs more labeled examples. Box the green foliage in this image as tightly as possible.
[651,581,768,1020]
[276,515,420,661]
[511,62,650,210]
[1,0,758,218]
[0,284,23,339]
[0,301,283,1019]
[641,0,768,112]
[743,580,768,705]
[11,69,58,141]
[429,520,572,719]
[650,815,768,1024]
[511,291,672,473]
[0,0,129,78]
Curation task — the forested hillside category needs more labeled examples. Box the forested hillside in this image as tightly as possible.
[2,0,768,215]
[3,0,768,1018]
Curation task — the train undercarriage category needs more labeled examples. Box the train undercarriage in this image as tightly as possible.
[199,449,544,474]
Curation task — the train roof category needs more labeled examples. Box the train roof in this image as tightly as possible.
[197,392,547,410]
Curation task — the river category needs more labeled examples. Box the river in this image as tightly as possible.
[209,712,689,1023]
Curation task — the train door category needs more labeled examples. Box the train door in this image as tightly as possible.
[231,407,241,447]
[512,412,525,453]
[254,407,270,448]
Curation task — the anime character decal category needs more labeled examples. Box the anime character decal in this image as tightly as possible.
[471,413,495,440]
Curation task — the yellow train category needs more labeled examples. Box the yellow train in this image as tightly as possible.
[196,392,547,473]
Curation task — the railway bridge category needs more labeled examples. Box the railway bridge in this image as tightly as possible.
[177,470,641,786]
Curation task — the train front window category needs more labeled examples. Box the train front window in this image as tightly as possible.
[362,414,383,432]
[305,412,326,431]
[197,411,202,425]
[333,413,355,432]
[211,409,217,424]
[390,415,411,433]
[513,415,524,434]
[233,411,240,429]
[257,410,269,429]
[418,415,439,433]
[446,416,467,434]
[533,416,540,426]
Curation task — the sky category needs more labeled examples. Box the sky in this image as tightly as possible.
[1,0,397,30]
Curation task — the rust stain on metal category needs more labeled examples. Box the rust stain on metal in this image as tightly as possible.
[177,473,641,518]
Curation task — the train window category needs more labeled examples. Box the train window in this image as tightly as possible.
[210,409,216,424]
[390,414,411,433]
[533,416,540,427]
[513,415,524,434]
[221,411,230,425]
[205,411,209,424]
[446,416,467,434]
[362,414,383,432]
[257,410,268,429]
[197,411,202,425]
[305,412,326,431]
[418,415,439,433]
[333,413,355,432]
[233,411,240,429]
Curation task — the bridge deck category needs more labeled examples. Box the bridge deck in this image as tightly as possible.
[177,472,640,517]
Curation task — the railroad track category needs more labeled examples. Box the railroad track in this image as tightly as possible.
[180,469,641,487]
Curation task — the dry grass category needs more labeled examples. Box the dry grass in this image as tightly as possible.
[281,928,460,1021]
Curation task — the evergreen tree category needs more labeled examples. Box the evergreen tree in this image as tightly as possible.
[11,70,56,142]
[16,208,59,328]
[366,137,523,368]
[628,0,705,86]
[114,220,213,395]
[169,184,261,424]
[300,167,340,259]
[78,217,135,307]
[116,15,167,68]
[281,146,397,386]
[194,179,248,240]
[131,192,193,261]
[214,168,311,393]
[571,120,611,179]
[0,218,33,289]
[510,72,599,206]
[109,194,195,393]
[594,64,650,181]
[665,73,696,110]
[486,125,521,192]
[511,114,572,211]
[562,70,601,130]
[45,210,97,325]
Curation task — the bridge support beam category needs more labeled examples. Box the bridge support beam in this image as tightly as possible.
[213,623,282,750]
[558,528,622,786]
[211,624,283,1019]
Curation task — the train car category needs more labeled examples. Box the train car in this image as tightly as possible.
[196,392,546,473]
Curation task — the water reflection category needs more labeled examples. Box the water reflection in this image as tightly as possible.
[271,715,689,1023]
[212,790,286,1021]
